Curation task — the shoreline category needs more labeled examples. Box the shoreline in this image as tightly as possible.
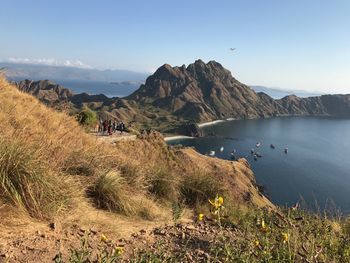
[164,135,194,142]
[197,119,226,128]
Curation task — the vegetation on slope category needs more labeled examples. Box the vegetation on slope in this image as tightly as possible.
[125,205,350,262]
[1,75,349,262]
[0,75,269,221]
[60,200,350,262]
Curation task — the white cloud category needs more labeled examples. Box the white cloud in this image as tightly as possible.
[6,57,93,69]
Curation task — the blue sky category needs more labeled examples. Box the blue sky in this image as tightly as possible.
[1,0,349,93]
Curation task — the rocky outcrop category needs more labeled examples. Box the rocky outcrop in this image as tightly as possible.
[16,79,73,105]
[171,122,203,137]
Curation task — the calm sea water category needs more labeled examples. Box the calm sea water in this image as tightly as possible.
[53,80,139,98]
[168,117,350,214]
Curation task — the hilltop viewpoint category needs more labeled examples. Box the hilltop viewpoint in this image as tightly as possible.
[1,73,350,262]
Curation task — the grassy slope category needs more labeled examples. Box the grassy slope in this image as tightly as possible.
[2,76,349,262]
[0,76,275,261]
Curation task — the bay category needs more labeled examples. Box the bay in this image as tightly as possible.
[168,117,350,214]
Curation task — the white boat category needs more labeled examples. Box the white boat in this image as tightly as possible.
[209,151,215,156]
[220,146,224,152]
[256,142,261,147]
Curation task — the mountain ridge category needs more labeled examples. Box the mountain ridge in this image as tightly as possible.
[13,60,350,134]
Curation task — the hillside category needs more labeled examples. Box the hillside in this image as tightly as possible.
[2,75,350,262]
[13,60,350,135]
[0,76,275,261]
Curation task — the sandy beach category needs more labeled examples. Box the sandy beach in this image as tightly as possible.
[197,119,226,128]
[164,135,194,142]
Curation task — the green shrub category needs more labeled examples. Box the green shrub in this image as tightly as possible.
[77,108,97,126]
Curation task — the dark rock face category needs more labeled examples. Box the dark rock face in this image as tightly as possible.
[14,60,350,133]
[16,79,73,105]
[172,122,203,137]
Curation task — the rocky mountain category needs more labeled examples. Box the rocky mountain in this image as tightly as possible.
[16,79,74,105]
[13,60,350,134]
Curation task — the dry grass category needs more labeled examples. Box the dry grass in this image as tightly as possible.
[180,169,225,206]
[89,171,159,219]
[0,76,155,219]
[0,75,272,223]
[0,138,73,219]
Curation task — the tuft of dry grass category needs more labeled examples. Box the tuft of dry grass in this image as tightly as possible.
[0,138,74,219]
[148,165,180,202]
[89,171,159,219]
[180,169,226,206]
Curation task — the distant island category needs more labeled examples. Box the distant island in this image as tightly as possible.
[250,85,323,99]
[14,60,350,136]
[110,81,144,86]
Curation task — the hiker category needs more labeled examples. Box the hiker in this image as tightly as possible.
[112,120,117,133]
[120,121,125,135]
[108,120,113,135]
[99,118,103,133]
[103,120,108,135]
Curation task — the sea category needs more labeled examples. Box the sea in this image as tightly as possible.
[55,80,140,98]
[167,117,350,214]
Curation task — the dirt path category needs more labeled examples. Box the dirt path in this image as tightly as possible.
[0,203,192,262]
[91,132,137,144]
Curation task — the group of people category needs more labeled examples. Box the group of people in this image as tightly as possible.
[97,119,126,136]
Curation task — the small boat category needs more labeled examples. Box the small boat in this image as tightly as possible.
[250,149,255,154]
[220,146,224,152]
[254,155,258,161]
[256,142,261,147]
[270,144,275,149]
[256,152,262,158]
[209,150,215,156]
[284,148,288,154]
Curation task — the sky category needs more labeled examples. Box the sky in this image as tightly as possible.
[0,0,349,93]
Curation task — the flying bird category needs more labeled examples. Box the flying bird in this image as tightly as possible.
[230,48,236,51]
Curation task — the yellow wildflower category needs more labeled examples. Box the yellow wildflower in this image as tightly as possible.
[198,213,204,221]
[101,234,108,243]
[217,196,224,206]
[114,246,124,256]
[256,217,261,226]
[282,232,289,244]
[209,195,224,209]
[254,240,260,247]
[260,219,268,232]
